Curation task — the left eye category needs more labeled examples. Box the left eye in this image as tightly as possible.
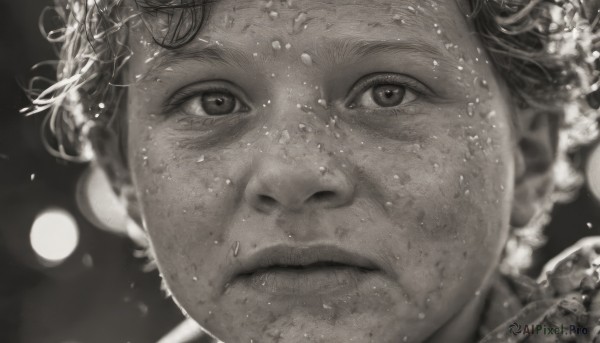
[181,91,246,116]
[358,84,418,108]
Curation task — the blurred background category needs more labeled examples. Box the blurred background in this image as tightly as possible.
[1,1,600,343]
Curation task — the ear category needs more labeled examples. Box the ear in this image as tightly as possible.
[86,124,144,230]
[511,106,560,227]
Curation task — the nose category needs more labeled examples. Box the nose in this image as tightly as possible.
[244,158,354,213]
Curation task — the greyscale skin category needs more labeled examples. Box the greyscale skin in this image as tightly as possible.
[96,0,556,342]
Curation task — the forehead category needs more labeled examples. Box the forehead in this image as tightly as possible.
[130,0,473,54]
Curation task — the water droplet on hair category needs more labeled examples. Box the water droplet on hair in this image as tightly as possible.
[385,201,393,207]
[269,10,279,19]
[214,240,220,245]
[192,276,198,281]
[587,222,593,229]
[418,312,426,319]
[407,5,415,12]
[457,65,464,71]
[285,43,292,50]
[433,60,439,67]
[317,98,327,108]
[433,163,439,169]
[197,155,205,163]
[271,40,282,50]
[301,53,313,66]
[293,12,308,33]
[319,166,327,174]
[403,336,409,342]
[30,173,35,181]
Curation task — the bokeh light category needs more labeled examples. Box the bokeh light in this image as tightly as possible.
[588,142,600,202]
[29,208,79,265]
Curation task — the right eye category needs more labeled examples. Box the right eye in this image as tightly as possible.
[181,91,247,116]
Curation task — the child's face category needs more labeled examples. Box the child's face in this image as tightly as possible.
[125,0,515,341]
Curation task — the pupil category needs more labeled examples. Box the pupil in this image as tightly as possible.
[201,92,236,115]
[372,85,405,107]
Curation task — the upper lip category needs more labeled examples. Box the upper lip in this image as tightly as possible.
[227,244,381,283]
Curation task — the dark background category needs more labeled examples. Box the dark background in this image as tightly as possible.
[0,1,599,342]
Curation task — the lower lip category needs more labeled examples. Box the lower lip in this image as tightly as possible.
[235,266,379,296]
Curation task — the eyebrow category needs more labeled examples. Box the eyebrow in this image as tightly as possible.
[314,37,447,67]
[146,37,447,78]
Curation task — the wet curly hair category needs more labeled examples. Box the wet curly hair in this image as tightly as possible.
[25,0,600,272]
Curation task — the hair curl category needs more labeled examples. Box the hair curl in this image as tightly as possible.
[26,0,600,273]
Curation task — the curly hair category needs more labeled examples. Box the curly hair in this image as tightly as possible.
[25,0,600,273]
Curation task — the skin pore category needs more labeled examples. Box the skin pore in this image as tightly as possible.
[122,0,519,342]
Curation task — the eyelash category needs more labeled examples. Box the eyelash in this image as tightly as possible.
[345,73,432,109]
[164,82,251,115]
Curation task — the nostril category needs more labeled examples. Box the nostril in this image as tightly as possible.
[258,195,278,207]
[310,190,337,203]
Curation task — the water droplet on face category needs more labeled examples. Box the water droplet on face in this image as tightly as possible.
[407,5,415,12]
[418,312,426,319]
[403,336,409,342]
[269,10,279,19]
[385,201,393,207]
[317,98,327,108]
[278,130,291,144]
[457,65,464,71]
[233,241,240,257]
[433,59,439,67]
[300,53,313,66]
[293,12,308,33]
[319,166,327,174]
[197,155,205,163]
[225,179,232,185]
[285,43,292,50]
[467,102,475,116]
[587,222,593,229]
[192,276,198,281]
[271,40,282,50]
